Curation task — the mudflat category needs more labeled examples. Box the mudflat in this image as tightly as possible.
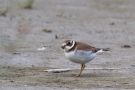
[0,0,135,90]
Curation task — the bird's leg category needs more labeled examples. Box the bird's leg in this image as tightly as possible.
[76,64,85,77]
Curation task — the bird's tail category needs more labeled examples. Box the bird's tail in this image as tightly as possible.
[102,48,110,51]
[96,48,110,54]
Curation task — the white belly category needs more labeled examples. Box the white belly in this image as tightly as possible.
[64,50,97,64]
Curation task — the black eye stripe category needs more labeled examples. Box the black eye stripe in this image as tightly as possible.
[67,42,70,45]
[66,40,73,46]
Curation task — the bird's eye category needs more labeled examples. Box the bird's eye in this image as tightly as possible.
[67,42,71,45]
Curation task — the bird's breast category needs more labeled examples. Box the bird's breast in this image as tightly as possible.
[64,50,97,64]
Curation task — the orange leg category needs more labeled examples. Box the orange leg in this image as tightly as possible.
[76,64,85,77]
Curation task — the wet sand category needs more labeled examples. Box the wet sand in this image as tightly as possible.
[0,0,135,89]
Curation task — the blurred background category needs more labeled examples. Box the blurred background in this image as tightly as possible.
[0,0,135,67]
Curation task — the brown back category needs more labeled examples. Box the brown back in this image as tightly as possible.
[68,41,101,53]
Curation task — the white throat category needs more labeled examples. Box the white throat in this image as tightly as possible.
[65,41,75,51]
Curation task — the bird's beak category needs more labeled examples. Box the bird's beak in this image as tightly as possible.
[61,45,65,49]
[61,43,66,49]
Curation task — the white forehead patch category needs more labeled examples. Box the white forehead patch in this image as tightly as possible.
[62,43,66,46]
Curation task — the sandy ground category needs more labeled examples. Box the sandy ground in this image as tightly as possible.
[0,0,135,90]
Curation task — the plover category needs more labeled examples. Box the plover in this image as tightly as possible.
[61,40,110,77]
